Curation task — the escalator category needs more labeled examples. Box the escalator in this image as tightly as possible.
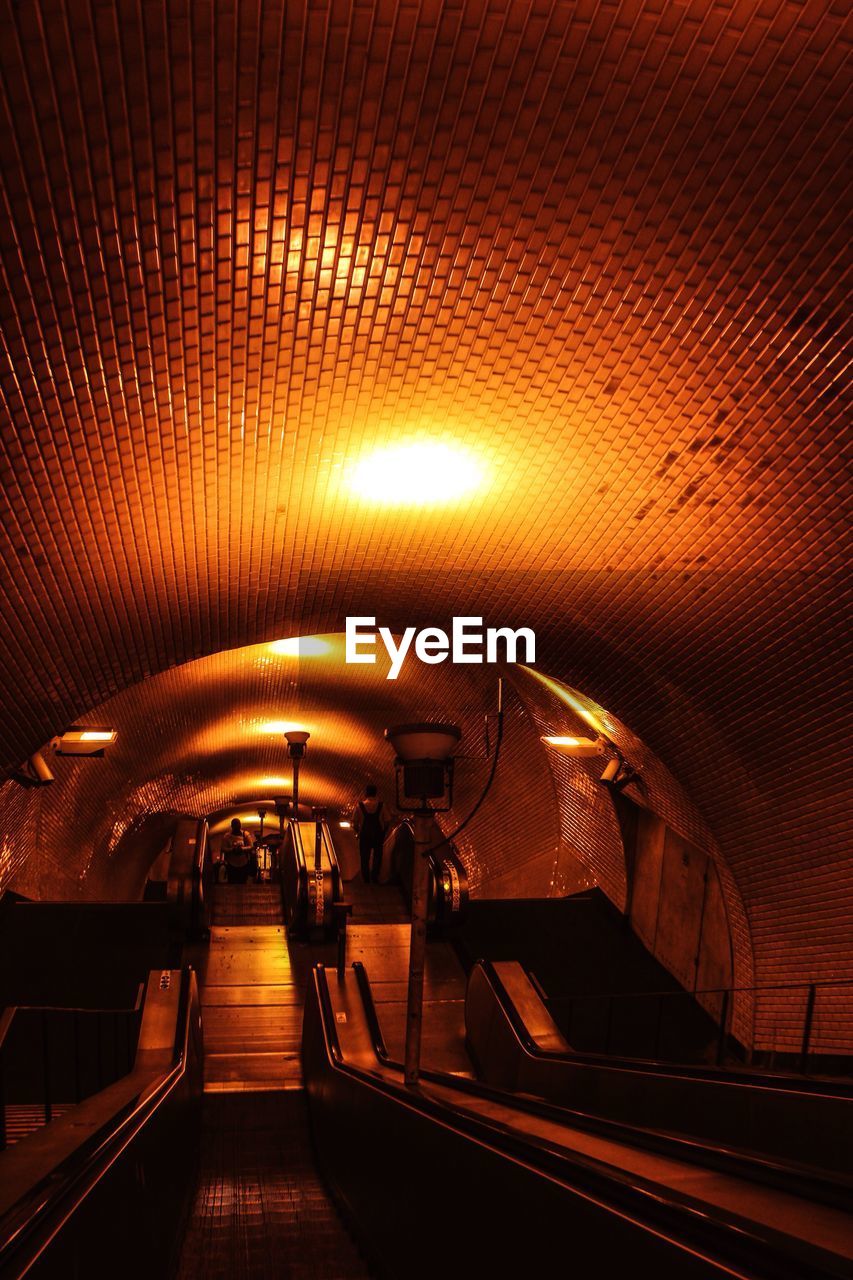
[304,960,853,1280]
[280,815,345,938]
[0,877,373,1279]
[3,856,851,1280]
[463,957,853,1176]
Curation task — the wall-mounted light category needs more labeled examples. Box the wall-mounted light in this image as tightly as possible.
[338,820,352,829]
[53,726,118,757]
[540,735,606,757]
[541,733,641,792]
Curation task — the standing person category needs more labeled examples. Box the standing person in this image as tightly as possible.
[221,817,255,885]
[352,785,389,884]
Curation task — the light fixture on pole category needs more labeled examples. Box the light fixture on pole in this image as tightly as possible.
[284,730,310,820]
[384,722,462,1087]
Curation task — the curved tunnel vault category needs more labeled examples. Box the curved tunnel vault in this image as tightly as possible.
[0,632,752,1039]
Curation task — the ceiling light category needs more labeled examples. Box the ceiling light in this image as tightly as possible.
[541,735,606,757]
[385,721,462,802]
[259,721,309,735]
[54,725,118,756]
[348,442,484,505]
[268,636,331,656]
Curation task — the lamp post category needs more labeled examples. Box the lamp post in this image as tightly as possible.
[384,722,461,1086]
[284,730,310,821]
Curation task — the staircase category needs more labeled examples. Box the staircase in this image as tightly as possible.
[201,884,303,1092]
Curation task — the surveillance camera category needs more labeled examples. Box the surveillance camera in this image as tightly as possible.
[11,751,55,788]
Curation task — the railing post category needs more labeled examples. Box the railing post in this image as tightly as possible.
[0,1052,6,1151]
[337,917,347,981]
[73,1009,81,1102]
[653,993,664,1059]
[42,1012,52,1124]
[800,983,817,1075]
[332,902,353,982]
[716,988,730,1066]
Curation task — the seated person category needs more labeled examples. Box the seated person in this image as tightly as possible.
[221,818,255,884]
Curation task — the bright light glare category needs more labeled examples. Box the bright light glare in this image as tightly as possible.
[257,776,289,788]
[543,736,587,747]
[80,730,116,742]
[258,721,310,736]
[348,442,484,505]
[522,668,607,736]
[338,820,352,829]
[269,636,331,657]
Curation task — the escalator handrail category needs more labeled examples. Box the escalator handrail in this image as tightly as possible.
[310,965,848,1280]
[388,819,468,918]
[350,961,853,1211]
[0,968,200,1277]
[191,817,210,934]
[479,958,853,1099]
[289,819,308,876]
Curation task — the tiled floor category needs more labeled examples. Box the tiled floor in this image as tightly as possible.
[176,1091,371,1280]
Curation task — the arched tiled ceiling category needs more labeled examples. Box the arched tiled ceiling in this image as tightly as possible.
[1,636,747,964]
[0,5,850,1012]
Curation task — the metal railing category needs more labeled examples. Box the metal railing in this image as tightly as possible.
[540,977,853,1074]
[0,994,144,1150]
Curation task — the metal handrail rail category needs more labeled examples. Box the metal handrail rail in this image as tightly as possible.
[349,961,853,1210]
[476,960,853,1095]
[547,976,853,1002]
[308,965,849,1280]
[0,968,199,1275]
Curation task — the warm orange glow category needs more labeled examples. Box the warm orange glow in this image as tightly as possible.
[79,730,116,742]
[346,441,485,505]
[258,720,312,736]
[521,668,607,736]
[268,636,332,657]
[541,734,605,757]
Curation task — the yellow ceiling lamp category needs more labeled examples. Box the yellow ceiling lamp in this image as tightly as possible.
[347,441,486,505]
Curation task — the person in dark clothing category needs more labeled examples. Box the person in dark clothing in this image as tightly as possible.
[352,784,389,884]
[221,817,255,885]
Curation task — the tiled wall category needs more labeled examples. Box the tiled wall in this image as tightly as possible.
[0,2,849,1052]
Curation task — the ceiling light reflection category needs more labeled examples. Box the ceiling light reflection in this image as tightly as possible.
[347,442,485,505]
[268,636,331,657]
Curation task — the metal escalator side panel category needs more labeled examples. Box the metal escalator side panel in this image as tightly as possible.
[302,966,757,1280]
[0,968,203,1280]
